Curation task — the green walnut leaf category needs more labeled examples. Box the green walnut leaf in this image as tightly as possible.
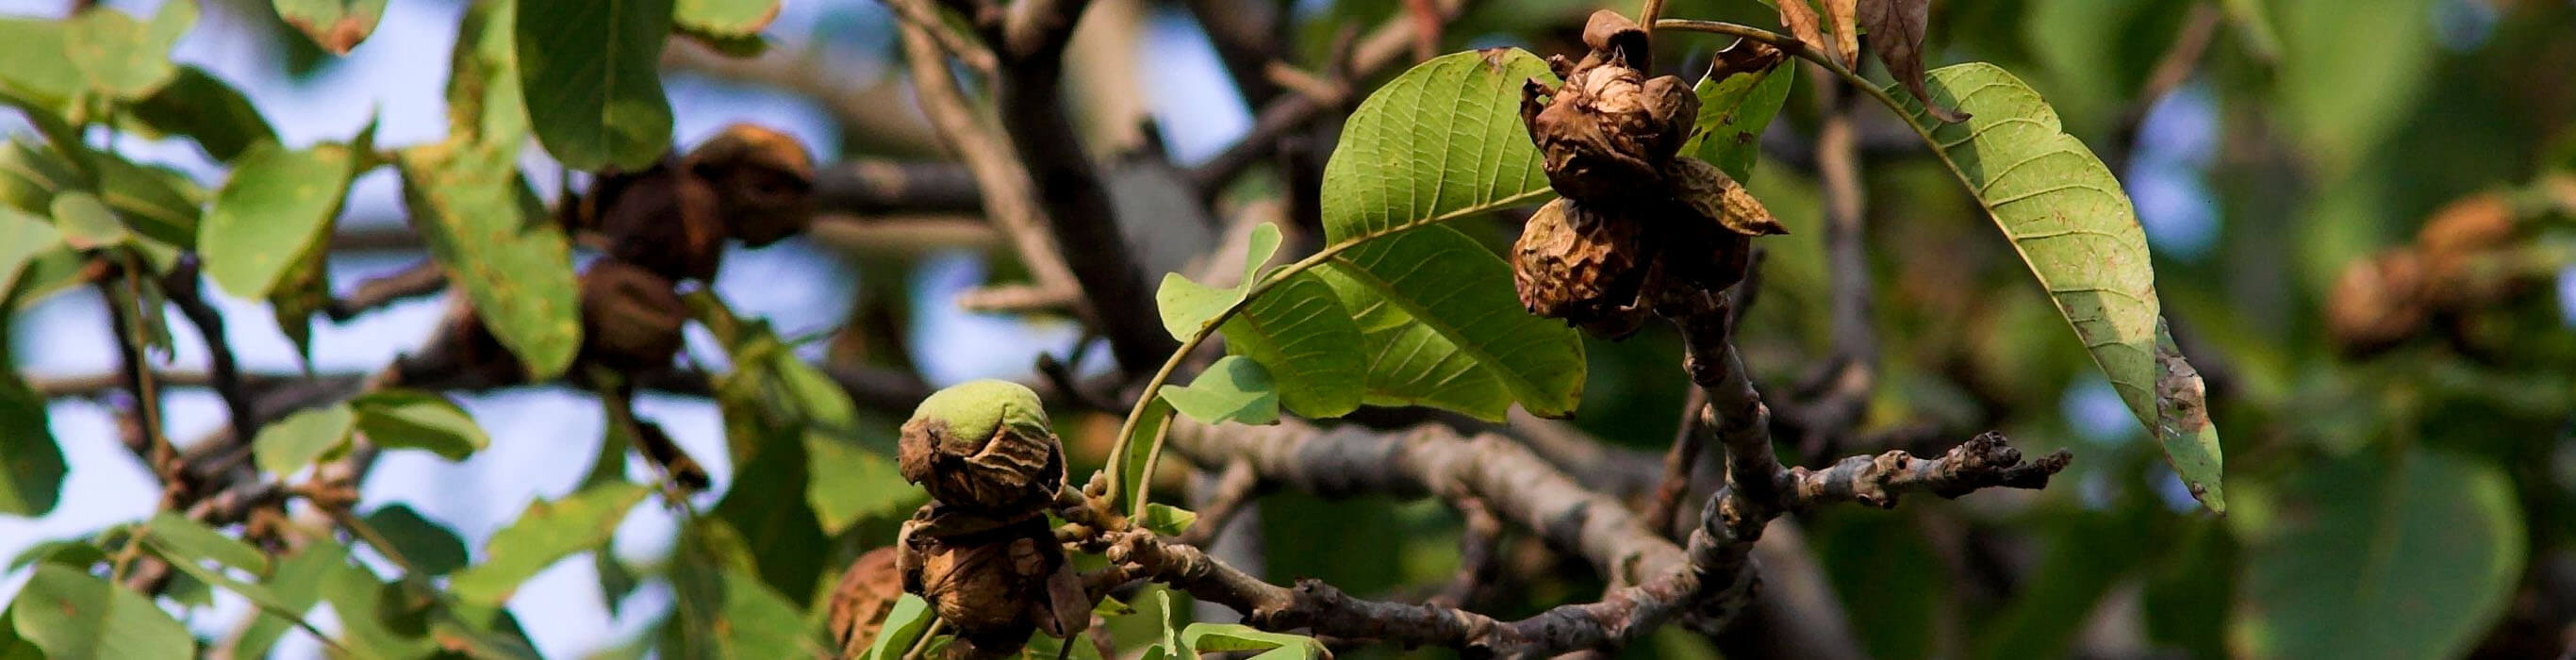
[515,0,675,170]
[1156,223,1364,419]
[1884,62,2223,511]
[1684,53,1795,181]
[448,482,652,604]
[1160,355,1280,426]
[8,565,194,658]
[396,140,583,380]
[1318,49,1582,421]
[253,403,355,476]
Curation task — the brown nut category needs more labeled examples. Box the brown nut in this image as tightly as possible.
[574,258,688,374]
[898,514,1091,657]
[898,380,1067,517]
[686,124,817,247]
[829,547,906,657]
[1513,198,1651,338]
[2326,249,2430,356]
[583,159,727,282]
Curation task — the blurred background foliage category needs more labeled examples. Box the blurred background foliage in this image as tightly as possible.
[1,0,2572,657]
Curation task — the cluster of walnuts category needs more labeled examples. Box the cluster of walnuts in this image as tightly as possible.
[393,124,817,388]
[870,380,1089,658]
[2326,192,2546,356]
[1512,10,1788,338]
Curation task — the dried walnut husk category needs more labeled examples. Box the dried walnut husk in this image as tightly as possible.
[898,511,1091,657]
[1511,10,1786,336]
[899,380,1067,517]
[1513,198,1651,338]
[1522,10,1697,206]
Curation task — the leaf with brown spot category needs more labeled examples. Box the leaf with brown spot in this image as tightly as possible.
[1774,0,1836,66]
[273,0,387,55]
[1858,0,1966,123]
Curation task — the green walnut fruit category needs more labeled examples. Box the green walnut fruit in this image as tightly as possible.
[899,380,1066,516]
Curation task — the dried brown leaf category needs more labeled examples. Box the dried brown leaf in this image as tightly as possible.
[1670,157,1787,237]
[1825,0,1859,67]
[1858,0,1967,123]
[1775,0,1836,65]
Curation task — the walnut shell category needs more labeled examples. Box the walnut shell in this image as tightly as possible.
[586,159,727,282]
[899,381,1066,516]
[686,124,817,247]
[575,258,687,374]
[1513,198,1651,338]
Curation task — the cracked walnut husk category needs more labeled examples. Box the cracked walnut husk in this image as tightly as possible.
[898,511,1091,658]
[899,380,1067,517]
[1522,10,1697,206]
[1513,198,1651,338]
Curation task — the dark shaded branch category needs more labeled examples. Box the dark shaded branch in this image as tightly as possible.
[158,256,258,445]
[326,259,448,321]
[1641,388,1709,540]
[1782,76,1876,461]
[980,0,1177,375]
[816,160,985,216]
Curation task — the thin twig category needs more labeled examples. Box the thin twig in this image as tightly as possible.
[1640,388,1709,540]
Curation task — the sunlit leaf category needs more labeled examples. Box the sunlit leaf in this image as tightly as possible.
[1138,503,1197,537]
[1319,49,1583,421]
[1884,62,2223,511]
[674,0,779,38]
[397,140,584,380]
[252,403,355,476]
[62,0,194,100]
[49,191,126,250]
[8,565,193,658]
[1685,54,1793,181]
[448,482,652,604]
[1160,355,1280,425]
[201,142,359,299]
[352,389,489,460]
[1182,623,1325,659]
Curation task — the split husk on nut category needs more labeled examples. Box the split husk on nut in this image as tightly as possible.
[1511,10,1785,337]
[898,509,1090,658]
[898,379,1066,519]
[1513,198,1652,338]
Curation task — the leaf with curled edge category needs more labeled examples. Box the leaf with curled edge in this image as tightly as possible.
[1886,62,2219,511]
